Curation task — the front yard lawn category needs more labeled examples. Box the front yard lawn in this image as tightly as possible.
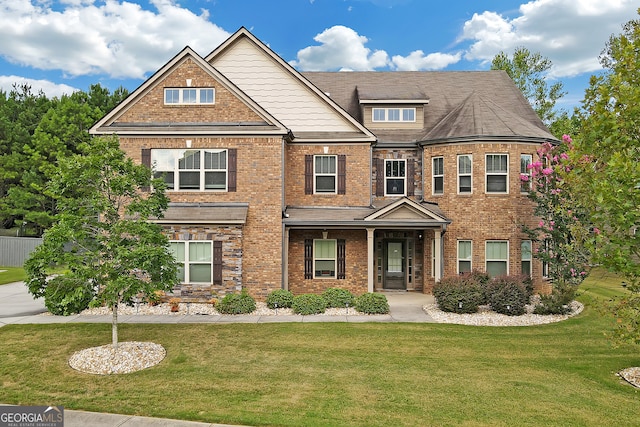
[0,267,26,285]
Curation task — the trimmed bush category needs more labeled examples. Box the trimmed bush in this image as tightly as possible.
[292,294,327,315]
[533,287,575,315]
[354,293,389,314]
[322,288,355,308]
[216,291,256,314]
[44,276,94,316]
[433,275,483,314]
[488,276,528,316]
[266,289,294,309]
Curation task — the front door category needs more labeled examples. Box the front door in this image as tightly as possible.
[384,240,406,290]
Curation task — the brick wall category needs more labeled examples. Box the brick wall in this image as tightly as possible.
[285,144,372,207]
[288,229,369,295]
[119,135,284,301]
[118,58,264,124]
[422,141,545,289]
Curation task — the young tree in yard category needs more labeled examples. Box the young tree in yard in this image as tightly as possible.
[491,47,566,126]
[522,135,596,310]
[571,12,640,344]
[25,135,179,349]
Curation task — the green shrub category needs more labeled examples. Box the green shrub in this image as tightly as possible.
[292,294,327,315]
[433,276,483,314]
[488,276,528,316]
[533,287,575,315]
[266,289,294,309]
[354,293,389,314]
[322,288,355,308]
[216,291,256,314]
[44,276,94,316]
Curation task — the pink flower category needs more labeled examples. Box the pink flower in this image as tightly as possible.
[542,168,553,176]
[539,220,545,228]
[520,174,529,182]
[593,227,601,235]
[560,152,569,160]
[562,134,573,143]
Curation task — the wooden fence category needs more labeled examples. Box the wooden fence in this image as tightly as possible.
[0,236,43,267]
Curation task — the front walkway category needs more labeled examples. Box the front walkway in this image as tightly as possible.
[0,282,436,327]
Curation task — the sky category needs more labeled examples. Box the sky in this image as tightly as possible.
[0,0,638,112]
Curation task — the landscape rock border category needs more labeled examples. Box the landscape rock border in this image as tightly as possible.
[69,341,166,375]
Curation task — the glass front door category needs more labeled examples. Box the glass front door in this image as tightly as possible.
[384,240,406,289]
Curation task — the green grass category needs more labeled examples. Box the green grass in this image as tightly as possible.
[0,272,638,427]
[0,267,27,285]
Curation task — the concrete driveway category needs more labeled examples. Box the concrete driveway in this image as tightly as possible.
[0,281,46,321]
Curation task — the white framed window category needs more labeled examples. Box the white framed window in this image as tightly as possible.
[169,241,212,283]
[385,159,406,195]
[486,154,508,193]
[372,108,416,122]
[521,240,532,276]
[520,154,533,193]
[433,157,444,195]
[458,240,472,274]
[314,239,336,278]
[152,149,227,191]
[458,154,472,194]
[164,88,215,105]
[486,240,509,277]
[314,155,337,194]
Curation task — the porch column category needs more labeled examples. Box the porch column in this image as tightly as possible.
[367,227,375,292]
[434,229,442,282]
[283,227,289,290]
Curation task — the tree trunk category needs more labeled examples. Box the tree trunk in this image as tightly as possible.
[112,301,118,350]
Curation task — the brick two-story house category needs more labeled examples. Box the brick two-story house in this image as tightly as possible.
[90,27,557,300]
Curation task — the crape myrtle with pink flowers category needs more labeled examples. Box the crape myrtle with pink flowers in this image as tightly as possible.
[521,134,598,311]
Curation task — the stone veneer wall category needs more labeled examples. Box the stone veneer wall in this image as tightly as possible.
[163,225,243,298]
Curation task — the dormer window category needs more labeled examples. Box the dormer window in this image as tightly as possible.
[164,88,215,105]
[372,108,416,122]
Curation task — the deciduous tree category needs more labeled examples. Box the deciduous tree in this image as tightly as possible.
[25,135,179,349]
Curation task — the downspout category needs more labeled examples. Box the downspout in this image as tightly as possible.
[281,134,288,289]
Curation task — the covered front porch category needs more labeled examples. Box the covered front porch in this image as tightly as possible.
[283,198,451,294]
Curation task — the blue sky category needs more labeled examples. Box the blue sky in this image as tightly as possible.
[0,0,638,112]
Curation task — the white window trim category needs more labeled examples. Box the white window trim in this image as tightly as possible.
[485,153,509,194]
[372,107,416,123]
[152,149,228,192]
[485,240,509,276]
[432,156,444,195]
[520,154,533,193]
[164,88,215,105]
[457,154,472,194]
[314,239,337,279]
[457,240,472,274]
[521,240,532,277]
[384,159,407,196]
[170,241,213,284]
[313,155,337,194]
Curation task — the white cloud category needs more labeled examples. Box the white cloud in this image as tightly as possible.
[460,0,638,77]
[0,0,230,79]
[290,25,389,71]
[391,51,462,71]
[0,75,78,98]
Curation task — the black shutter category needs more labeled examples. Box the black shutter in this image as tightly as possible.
[305,155,313,195]
[227,148,237,192]
[407,159,415,197]
[141,149,151,192]
[337,239,346,279]
[304,239,313,279]
[338,154,346,195]
[213,241,222,284]
[376,158,384,196]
